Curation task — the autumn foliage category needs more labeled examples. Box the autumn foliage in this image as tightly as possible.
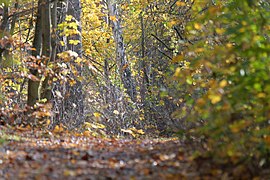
[173,0,270,166]
[0,0,270,177]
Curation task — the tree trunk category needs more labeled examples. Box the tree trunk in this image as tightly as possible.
[139,12,149,104]
[27,0,51,106]
[61,0,84,127]
[41,0,57,101]
[107,0,137,102]
[0,5,10,67]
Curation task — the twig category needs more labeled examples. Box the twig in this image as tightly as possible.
[151,34,174,51]
[173,26,194,44]
[157,48,172,60]
[170,0,178,9]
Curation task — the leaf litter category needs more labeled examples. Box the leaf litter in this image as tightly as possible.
[0,126,269,179]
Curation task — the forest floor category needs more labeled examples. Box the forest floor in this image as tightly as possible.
[0,126,269,180]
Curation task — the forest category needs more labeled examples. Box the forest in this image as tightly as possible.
[0,0,270,179]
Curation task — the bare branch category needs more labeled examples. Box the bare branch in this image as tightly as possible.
[151,34,174,51]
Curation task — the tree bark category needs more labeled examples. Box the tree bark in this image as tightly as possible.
[107,0,137,102]
[61,0,84,126]
[0,5,9,66]
[41,0,57,101]
[27,0,51,106]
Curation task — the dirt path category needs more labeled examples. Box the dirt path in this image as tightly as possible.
[0,128,268,179]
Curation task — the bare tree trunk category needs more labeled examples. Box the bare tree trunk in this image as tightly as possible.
[27,0,51,106]
[61,0,84,127]
[41,0,57,101]
[107,0,137,102]
[139,12,149,104]
[27,0,42,106]
[0,5,10,66]
[10,1,19,35]
[50,0,68,126]
[0,6,8,31]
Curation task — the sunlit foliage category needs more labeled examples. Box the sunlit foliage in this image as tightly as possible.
[174,0,270,165]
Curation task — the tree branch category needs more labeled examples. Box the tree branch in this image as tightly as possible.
[173,26,194,45]
[151,34,174,51]
[157,48,172,60]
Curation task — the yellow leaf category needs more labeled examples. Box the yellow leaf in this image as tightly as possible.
[219,80,227,88]
[84,122,91,128]
[226,43,233,48]
[196,98,206,107]
[68,22,78,29]
[121,129,136,137]
[74,57,83,64]
[242,21,247,26]
[83,130,91,137]
[65,15,73,21]
[176,1,186,6]
[128,127,145,135]
[16,125,31,131]
[85,49,91,54]
[209,6,220,15]
[90,122,106,129]
[257,93,266,98]
[168,20,177,28]
[53,125,60,133]
[194,23,202,30]
[137,129,145,135]
[110,16,117,22]
[195,48,204,53]
[95,123,105,129]
[60,41,65,46]
[186,77,193,85]
[216,28,225,35]
[70,79,76,86]
[52,124,65,133]
[93,112,101,118]
[208,94,222,104]
[122,64,129,71]
[63,170,76,176]
[173,67,181,77]
[172,55,184,63]
[239,27,245,33]
[46,119,51,126]
[69,39,80,45]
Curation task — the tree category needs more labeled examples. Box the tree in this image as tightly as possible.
[107,0,137,102]
[61,0,85,127]
[23,0,85,127]
[27,0,51,106]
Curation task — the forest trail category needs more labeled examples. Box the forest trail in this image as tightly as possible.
[0,127,268,180]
